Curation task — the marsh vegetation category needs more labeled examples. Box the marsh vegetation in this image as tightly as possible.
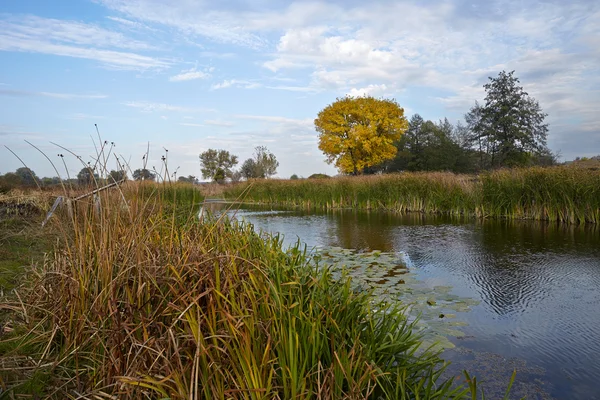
[223,167,600,224]
[0,183,517,399]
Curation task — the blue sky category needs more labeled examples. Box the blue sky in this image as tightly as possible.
[1,0,599,180]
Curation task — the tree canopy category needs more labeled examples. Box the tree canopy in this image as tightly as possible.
[199,149,238,182]
[177,175,199,184]
[240,146,279,179]
[77,167,99,185]
[384,115,473,173]
[133,168,156,181]
[109,169,127,182]
[14,167,39,187]
[315,96,408,175]
[465,70,549,168]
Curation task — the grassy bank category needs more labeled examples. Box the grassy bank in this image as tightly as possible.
[0,183,503,399]
[0,192,56,292]
[223,167,600,224]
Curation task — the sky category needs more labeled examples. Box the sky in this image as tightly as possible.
[1,0,599,180]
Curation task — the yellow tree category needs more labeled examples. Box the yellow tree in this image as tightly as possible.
[315,96,408,175]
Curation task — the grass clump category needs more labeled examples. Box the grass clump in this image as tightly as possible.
[223,166,600,224]
[225,173,476,216]
[0,182,486,399]
[480,167,600,224]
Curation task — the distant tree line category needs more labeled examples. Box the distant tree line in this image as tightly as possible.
[315,70,561,176]
[0,144,280,192]
[0,166,130,193]
[199,146,279,183]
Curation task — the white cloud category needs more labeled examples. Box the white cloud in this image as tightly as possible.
[0,88,107,99]
[169,67,211,82]
[106,16,139,26]
[211,80,234,90]
[1,15,154,50]
[266,85,318,93]
[0,14,170,70]
[0,124,43,138]
[41,92,107,99]
[67,113,106,120]
[210,79,261,90]
[96,0,267,48]
[198,51,236,59]
[179,122,204,127]
[204,120,234,127]
[347,84,388,97]
[106,16,155,32]
[124,101,214,113]
[234,114,312,127]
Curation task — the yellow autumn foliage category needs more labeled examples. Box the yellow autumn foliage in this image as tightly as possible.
[315,96,408,174]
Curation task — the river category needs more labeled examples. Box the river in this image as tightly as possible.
[205,203,600,399]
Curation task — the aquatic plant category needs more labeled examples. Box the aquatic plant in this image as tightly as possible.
[223,167,600,224]
[316,247,479,352]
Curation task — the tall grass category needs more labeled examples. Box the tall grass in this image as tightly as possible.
[480,167,600,224]
[0,181,496,399]
[223,167,600,224]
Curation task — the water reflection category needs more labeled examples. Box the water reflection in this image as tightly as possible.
[205,203,600,399]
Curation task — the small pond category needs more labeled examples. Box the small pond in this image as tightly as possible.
[204,203,600,399]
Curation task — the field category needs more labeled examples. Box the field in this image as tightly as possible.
[223,167,600,224]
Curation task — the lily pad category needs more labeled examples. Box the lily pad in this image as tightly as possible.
[314,247,480,350]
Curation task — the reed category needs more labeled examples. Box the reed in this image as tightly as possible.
[0,181,499,399]
[479,167,600,224]
[223,167,600,224]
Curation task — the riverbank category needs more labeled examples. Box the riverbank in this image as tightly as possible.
[0,184,497,399]
[222,167,600,224]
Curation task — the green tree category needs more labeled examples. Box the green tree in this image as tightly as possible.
[77,167,99,185]
[466,70,549,168]
[290,174,299,180]
[308,173,330,179]
[315,96,408,175]
[240,147,279,179]
[15,167,39,187]
[41,176,61,186]
[396,114,427,171]
[385,115,472,173]
[230,170,242,183]
[109,170,127,182]
[199,149,238,182]
[0,173,22,192]
[213,168,226,183]
[177,175,199,184]
[240,159,258,179]
[254,146,279,178]
[133,168,156,181]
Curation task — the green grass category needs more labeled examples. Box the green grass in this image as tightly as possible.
[0,183,507,399]
[223,167,600,224]
[0,197,54,292]
[479,167,600,224]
